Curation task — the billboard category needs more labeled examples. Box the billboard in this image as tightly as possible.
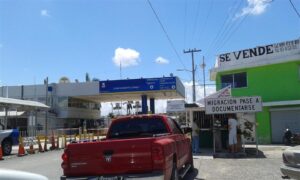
[217,38,300,68]
[205,96,262,114]
[99,77,177,93]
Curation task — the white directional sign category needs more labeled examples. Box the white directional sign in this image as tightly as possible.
[166,100,185,112]
[205,96,262,114]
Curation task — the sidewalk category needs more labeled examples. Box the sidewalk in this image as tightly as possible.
[192,144,291,159]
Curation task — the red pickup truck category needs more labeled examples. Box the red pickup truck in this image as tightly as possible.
[61,114,194,180]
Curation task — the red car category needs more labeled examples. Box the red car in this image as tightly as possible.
[61,114,194,180]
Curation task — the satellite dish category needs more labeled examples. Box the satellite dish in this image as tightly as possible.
[59,77,70,83]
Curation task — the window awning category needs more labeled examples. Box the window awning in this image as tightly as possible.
[0,97,49,109]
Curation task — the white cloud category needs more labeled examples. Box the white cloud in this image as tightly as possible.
[112,48,140,68]
[155,56,169,64]
[41,9,50,17]
[236,0,271,18]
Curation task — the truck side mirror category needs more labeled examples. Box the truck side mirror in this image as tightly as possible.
[182,127,192,134]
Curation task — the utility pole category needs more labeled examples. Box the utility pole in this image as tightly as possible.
[183,48,201,103]
[201,56,206,97]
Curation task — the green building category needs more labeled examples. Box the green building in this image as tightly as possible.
[210,38,300,144]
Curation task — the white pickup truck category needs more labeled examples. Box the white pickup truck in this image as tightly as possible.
[0,129,19,155]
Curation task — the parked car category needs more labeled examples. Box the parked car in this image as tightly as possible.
[0,129,19,155]
[61,114,193,180]
[0,169,48,180]
[281,145,300,179]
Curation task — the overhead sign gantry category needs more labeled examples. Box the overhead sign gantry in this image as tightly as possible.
[98,77,185,114]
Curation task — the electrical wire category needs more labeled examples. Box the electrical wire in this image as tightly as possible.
[289,0,300,18]
[184,0,188,48]
[147,0,187,69]
[205,0,243,57]
[206,0,244,57]
[215,13,249,52]
[195,0,214,47]
[191,0,202,45]
[213,0,274,53]
[217,0,273,52]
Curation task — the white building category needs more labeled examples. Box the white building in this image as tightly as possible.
[0,80,101,131]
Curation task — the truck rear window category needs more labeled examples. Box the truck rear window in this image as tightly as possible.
[108,118,168,139]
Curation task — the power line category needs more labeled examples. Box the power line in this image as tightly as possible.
[289,0,300,18]
[202,0,245,66]
[147,0,187,69]
[195,0,214,46]
[215,13,249,52]
[217,0,273,52]
[184,0,188,48]
[206,0,244,56]
[214,0,274,52]
[205,0,243,56]
[191,0,202,45]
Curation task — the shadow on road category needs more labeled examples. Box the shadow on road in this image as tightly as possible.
[183,168,205,180]
[244,148,266,158]
[204,147,267,159]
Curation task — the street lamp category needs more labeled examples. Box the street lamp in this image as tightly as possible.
[200,56,206,97]
[177,69,192,72]
[177,67,197,103]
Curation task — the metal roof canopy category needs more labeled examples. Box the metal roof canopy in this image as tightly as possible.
[78,90,183,102]
[0,97,49,110]
[0,111,25,117]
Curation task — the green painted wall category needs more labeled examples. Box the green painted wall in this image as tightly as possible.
[256,107,271,143]
[216,60,300,143]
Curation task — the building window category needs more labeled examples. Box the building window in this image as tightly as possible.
[221,72,247,88]
[221,74,233,88]
[234,72,247,88]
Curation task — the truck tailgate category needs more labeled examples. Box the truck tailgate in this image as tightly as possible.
[65,138,154,177]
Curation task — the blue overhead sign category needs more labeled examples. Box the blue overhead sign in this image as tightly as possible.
[99,77,178,93]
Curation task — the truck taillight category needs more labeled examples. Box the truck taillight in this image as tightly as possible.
[62,153,68,162]
[152,146,164,169]
[61,152,69,169]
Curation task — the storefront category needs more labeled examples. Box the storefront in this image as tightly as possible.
[210,38,300,144]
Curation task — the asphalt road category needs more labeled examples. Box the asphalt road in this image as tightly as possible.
[0,145,286,180]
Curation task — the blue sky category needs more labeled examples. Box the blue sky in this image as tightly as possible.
[0,0,299,103]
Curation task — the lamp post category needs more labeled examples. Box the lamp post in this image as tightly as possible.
[201,56,206,97]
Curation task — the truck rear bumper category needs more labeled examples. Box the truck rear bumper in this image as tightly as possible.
[61,171,164,180]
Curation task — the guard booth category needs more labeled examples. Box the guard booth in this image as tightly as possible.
[186,106,229,149]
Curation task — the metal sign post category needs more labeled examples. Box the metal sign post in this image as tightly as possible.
[213,115,215,154]
[255,114,259,156]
